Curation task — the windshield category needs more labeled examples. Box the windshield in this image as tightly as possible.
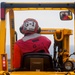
[6,10,74,58]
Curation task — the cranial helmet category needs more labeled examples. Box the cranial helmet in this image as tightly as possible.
[20,18,41,34]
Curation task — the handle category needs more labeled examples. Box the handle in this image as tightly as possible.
[54,30,63,41]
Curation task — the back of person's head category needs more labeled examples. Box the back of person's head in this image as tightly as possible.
[20,18,41,35]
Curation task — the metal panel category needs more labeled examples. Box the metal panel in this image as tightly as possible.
[1,2,75,8]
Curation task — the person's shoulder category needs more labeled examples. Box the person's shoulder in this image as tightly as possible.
[39,35,51,41]
[38,35,50,41]
[15,38,23,44]
[39,35,48,38]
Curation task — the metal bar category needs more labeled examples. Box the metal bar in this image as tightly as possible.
[1,2,75,8]
[0,20,6,54]
[9,9,15,69]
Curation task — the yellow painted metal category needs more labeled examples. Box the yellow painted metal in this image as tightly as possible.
[0,2,75,74]
[9,9,15,70]
[41,28,72,35]
[5,8,74,15]
[54,30,64,41]
[7,71,75,75]
[0,71,10,75]
[63,35,70,62]
[6,8,72,12]
[41,28,72,44]
[0,20,6,54]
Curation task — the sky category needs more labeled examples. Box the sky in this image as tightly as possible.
[0,0,75,58]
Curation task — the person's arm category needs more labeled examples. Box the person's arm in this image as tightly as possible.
[42,36,51,53]
[45,39,51,53]
[13,44,21,68]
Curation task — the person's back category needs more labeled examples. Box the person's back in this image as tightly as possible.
[16,33,51,53]
[13,18,51,68]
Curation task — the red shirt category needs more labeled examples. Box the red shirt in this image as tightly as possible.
[13,34,51,68]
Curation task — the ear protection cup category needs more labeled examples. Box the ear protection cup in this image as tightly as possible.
[20,26,41,34]
[19,26,24,34]
[37,27,41,33]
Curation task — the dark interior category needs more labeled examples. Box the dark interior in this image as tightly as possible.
[20,53,54,71]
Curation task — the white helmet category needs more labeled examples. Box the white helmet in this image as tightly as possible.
[20,18,40,34]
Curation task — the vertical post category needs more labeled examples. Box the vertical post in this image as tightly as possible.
[9,9,15,69]
[0,2,6,54]
[63,35,70,62]
[0,21,6,54]
[0,2,6,71]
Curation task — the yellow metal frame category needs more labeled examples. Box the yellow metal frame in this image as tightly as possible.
[0,2,75,74]
[4,3,75,53]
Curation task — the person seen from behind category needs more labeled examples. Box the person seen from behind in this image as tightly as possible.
[13,18,51,69]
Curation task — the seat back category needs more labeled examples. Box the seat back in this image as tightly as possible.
[21,53,53,71]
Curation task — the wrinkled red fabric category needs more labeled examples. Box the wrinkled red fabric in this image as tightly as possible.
[13,36,51,68]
